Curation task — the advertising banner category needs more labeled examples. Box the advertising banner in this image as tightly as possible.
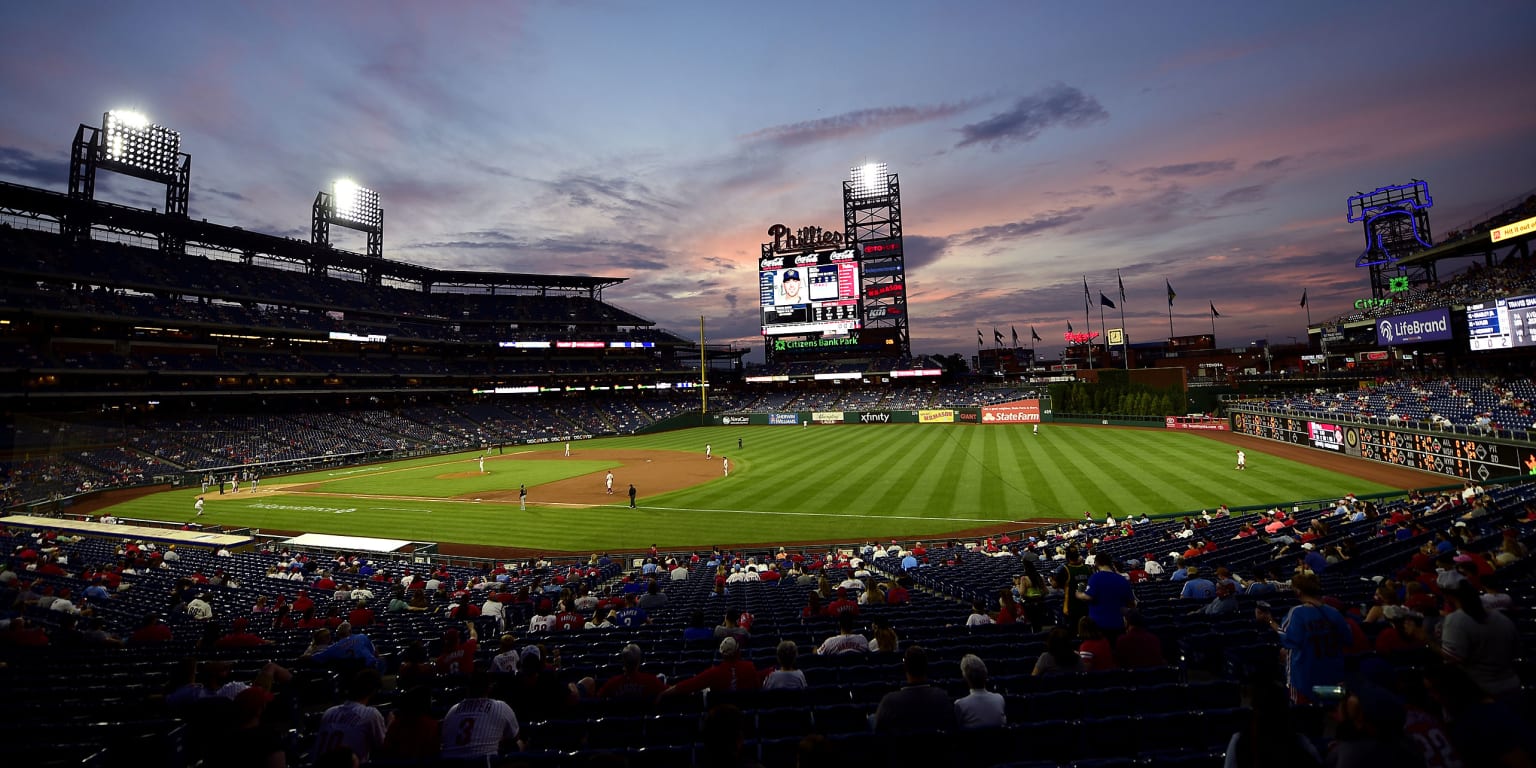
[1309,421,1344,451]
[1376,307,1452,345]
[956,409,980,423]
[919,409,955,423]
[1165,416,1230,430]
[850,412,891,424]
[811,411,844,424]
[768,413,801,425]
[720,415,751,426]
[980,399,1042,424]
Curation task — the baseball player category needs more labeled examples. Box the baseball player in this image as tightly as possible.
[606,471,614,495]
[519,484,527,511]
[628,484,637,509]
[722,457,730,477]
[1236,450,1246,470]
[479,455,486,474]
[1033,423,1039,435]
[705,443,712,460]
[564,442,571,457]
[194,496,205,517]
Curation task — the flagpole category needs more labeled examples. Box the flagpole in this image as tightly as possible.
[1118,274,1129,369]
[1210,305,1217,345]
[1083,279,1094,369]
[1098,301,1107,370]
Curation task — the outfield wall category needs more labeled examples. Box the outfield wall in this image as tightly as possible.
[1229,406,1536,482]
[710,398,1051,427]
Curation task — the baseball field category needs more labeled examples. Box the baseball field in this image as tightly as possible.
[87,423,1445,553]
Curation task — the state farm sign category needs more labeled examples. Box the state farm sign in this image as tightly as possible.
[981,399,1041,424]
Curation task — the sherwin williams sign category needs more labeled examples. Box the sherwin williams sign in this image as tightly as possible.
[1376,307,1452,345]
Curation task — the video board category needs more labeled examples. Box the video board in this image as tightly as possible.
[760,248,861,336]
[1232,411,1531,481]
[1466,293,1536,351]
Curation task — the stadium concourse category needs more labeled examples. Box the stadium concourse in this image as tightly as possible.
[2,470,1534,767]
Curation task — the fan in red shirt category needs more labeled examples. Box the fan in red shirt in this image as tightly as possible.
[661,636,761,697]
[436,624,479,677]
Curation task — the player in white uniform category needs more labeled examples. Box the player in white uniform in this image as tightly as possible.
[564,442,571,457]
[1236,450,1246,470]
[1033,423,1039,435]
[606,471,614,495]
[195,497,204,517]
[705,443,712,459]
[440,676,519,759]
[479,456,486,474]
[722,457,730,477]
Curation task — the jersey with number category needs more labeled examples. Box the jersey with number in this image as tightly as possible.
[440,697,519,759]
[312,700,386,763]
[1403,706,1463,768]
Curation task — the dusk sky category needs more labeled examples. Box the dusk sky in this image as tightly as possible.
[2,1,1533,361]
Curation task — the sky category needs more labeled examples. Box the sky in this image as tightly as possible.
[2,0,1534,362]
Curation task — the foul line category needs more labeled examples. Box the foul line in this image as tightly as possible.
[277,490,1019,524]
[305,451,536,482]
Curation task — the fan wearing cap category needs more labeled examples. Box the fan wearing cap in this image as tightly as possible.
[661,636,762,698]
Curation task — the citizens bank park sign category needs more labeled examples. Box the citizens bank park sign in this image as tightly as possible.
[980,399,1041,424]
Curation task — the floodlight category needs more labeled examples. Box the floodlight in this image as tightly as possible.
[849,162,890,198]
[101,109,181,176]
[332,178,381,229]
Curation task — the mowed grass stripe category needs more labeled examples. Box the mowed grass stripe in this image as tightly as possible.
[1055,428,1195,514]
[1028,427,1107,515]
[1008,426,1062,518]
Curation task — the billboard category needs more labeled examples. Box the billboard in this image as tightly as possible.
[1376,307,1452,345]
[1467,293,1536,351]
[760,249,861,336]
[980,399,1041,424]
[811,411,844,424]
[768,413,801,425]
[919,409,955,423]
[1308,421,1344,451]
[1490,215,1536,243]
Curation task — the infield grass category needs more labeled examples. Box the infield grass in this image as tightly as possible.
[98,424,1401,551]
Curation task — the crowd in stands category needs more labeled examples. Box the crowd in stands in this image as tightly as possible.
[1236,375,1536,438]
[1328,253,1536,324]
[1437,191,1536,246]
[0,475,1532,766]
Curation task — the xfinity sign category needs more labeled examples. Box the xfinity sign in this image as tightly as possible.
[1376,307,1452,345]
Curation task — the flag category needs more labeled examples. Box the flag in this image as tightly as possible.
[994,328,1004,344]
[1210,301,1221,318]
[977,329,983,346]
[1117,270,1126,304]
[1031,326,1042,342]
[1099,292,1116,309]
[1082,275,1090,306]
[1299,289,1308,307]
[1067,321,1074,333]
[1011,326,1019,346]
[1166,280,1176,306]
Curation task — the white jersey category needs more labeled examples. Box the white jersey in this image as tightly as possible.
[313,700,386,763]
[606,473,613,489]
[440,697,519,758]
[194,499,204,514]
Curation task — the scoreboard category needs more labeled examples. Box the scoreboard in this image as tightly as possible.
[759,248,862,336]
[1231,411,1532,481]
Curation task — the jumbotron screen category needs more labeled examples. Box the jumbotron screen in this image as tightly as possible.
[1466,293,1536,351]
[759,249,861,336]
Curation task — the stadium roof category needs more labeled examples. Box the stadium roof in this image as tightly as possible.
[0,180,626,293]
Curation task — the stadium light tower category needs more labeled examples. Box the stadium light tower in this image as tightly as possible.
[67,109,192,253]
[313,178,383,259]
[844,161,910,358]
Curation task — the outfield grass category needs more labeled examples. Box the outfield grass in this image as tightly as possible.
[98,424,1401,551]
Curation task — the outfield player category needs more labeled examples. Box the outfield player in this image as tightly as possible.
[1236,450,1246,470]
[722,457,730,477]
[519,484,527,511]
[1033,424,1039,435]
[195,496,204,517]
[606,471,614,495]
[738,437,742,449]
[705,443,712,460]
[479,455,486,474]
[564,442,571,457]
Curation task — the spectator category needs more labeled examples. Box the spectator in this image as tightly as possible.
[1179,567,1216,599]
[1084,557,1134,635]
[378,686,439,762]
[1114,611,1164,668]
[1224,680,1322,767]
[1033,627,1083,676]
[662,636,761,697]
[1276,573,1352,704]
[869,617,900,654]
[953,654,1005,729]
[714,608,749,640]
[873,646,956,734]
[965,600,994,627]
[1200,581,1241,615]
[815,612,870,656]
[1077,618,1118,671]
[311,669,386,765]
[595,643,667,702]
[1438,579,1521,706]
[761,640,807,690]
[436,623,479,677]
[440,672,520,759]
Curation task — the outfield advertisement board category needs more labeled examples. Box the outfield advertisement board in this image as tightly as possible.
[851,412,891,424]
[1232,410,1529,480]
[768,413,800,425]
[1164,416,1230,430]
[919,409,955,423]
[980,399,1041,424]
[1308,421,1344,451]
[811,411,843,424]
[720,415,751,426]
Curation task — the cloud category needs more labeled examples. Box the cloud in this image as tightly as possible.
[1212,184,1269,208]
[743,103,974,148]
[1131,160,1235,182]
[955,84,1108,149]
[1251,155,1293,171]
[957,207,1093,246]
[0,146,68,187]
[901,235,952,270]
[544,173,680,216]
